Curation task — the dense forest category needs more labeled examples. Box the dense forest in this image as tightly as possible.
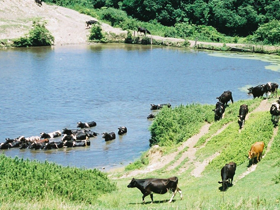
[45,0,280,37]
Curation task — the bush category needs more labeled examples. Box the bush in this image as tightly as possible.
[149,104,214,147]
[124,30,133,43]
[98,7,127,27]
[141,36,151,45]
[248,20,280,45]
[13,21,54,47]
[89,25,104,41]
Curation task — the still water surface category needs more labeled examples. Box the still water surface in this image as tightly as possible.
[0,44,279,170]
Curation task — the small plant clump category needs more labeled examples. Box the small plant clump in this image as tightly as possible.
[13,21,54,47]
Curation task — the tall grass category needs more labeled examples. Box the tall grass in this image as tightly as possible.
[0,155,116,205]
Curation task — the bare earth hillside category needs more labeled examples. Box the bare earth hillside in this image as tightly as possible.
[0,0,253,48]
[0,0,126,45]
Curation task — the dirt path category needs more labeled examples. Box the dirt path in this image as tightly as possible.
[236,126,278,182]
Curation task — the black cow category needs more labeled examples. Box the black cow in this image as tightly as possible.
[5,138,21,148]
[127,177,182,203]
[218,162,236,191]
[263,82,279,98]
[83,129,98,137]
[150,103,171,110]
[35,0,42,6]
[270,100,280,127]
[238,104,248,129]
[102,132,116,141]
[216,91,233,106]
[61,134,76,141]
[40,130,61,139]
[118,127,127,135]
[138,27,151,35]
[86,20,98,28]
[0,142,12,149]
[62,128,80,135]
[77,121,97,128]
[248,85,266,98]
[213,101,225,121]
[147,113,156,119]
[74,131,89,140]
[43,142,59,150]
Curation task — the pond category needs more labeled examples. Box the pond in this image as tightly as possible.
[0,43,279,171]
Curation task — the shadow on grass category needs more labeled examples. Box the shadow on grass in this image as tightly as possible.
[129,199,178,205]
[218,183,233,192]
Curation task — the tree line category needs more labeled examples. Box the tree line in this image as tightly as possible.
[42,0,280,45]
[61,0,280,37]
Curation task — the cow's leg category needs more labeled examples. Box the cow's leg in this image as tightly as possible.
[150,193,153,203]
[168,187,182,203]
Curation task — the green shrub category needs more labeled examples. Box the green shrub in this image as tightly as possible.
[140,36,151,45]
[149,104,214,147]
[124,30,133,43]
[99,7,127,27]
[89,25,104,41]
[13,21,54,47]
[248,20,280,45]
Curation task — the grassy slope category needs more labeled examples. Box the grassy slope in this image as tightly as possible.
[95,97,280,210]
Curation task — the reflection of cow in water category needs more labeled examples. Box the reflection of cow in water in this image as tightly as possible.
[138,27,151,35]
[35,0,42,6]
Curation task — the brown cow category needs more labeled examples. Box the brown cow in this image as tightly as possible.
[248,141,264,164]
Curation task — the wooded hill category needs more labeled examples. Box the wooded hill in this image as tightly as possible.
[45,0,280,36]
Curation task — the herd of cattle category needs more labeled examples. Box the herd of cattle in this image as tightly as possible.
[128,82,279,203]
[0,121,128,150]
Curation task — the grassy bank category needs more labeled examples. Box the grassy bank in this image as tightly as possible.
[1,97,280,209]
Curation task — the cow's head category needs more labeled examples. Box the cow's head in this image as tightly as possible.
[247,87,253,95]
[248,151,255,160]
[127,178,137,188]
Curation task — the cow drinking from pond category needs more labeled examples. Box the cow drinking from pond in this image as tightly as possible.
[127,176,182,203]
[238,104,248,129]
[218,162,236,191]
